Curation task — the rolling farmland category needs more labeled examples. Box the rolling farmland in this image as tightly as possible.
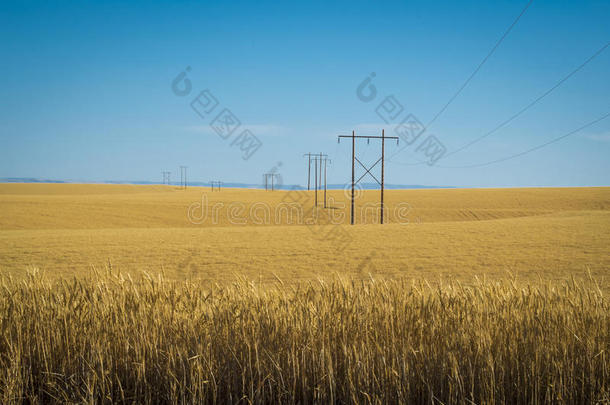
[0,183,608,287]
[0,183,608,403]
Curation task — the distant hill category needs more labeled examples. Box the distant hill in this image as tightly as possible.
[0,178,453,190]
[0,177,66,183]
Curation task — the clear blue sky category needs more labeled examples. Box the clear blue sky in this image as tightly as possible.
[1,0,609,187]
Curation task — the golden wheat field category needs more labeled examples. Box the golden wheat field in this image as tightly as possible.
[0,183,609,403]
[0,271,607,403]
[0,183,609,287]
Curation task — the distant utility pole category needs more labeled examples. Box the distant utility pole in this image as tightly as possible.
[318,152,322,200]
[338,129,398,225]
[162,171,171,185]
[210,180,222,191]
[307,152,328,206]
[264,173,280,191]
[322,157,331,208]
[314,156,318,206]
[179,166,188,189]
[304,152,327,191]
[303,153,312,190]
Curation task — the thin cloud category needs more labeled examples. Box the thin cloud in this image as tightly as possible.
[321,123,391,140]
[353,123,394,133]
[583,132,610,142]
[182,124,287,137]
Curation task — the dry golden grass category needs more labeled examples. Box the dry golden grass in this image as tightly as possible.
[0,270,607,404]
[1,183,608,229]
[1,183,609,403]
[0,184,608,289]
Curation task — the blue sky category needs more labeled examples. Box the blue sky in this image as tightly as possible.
[1,0,609,187]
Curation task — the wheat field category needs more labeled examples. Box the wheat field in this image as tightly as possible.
[0,183,609,403]
[0,270,607,403]
[0,184,609,287]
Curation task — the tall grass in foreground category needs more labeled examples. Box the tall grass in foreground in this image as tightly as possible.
[0,271,607,404]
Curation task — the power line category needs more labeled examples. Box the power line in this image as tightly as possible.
[437,110,610,169]
[388,41,610,167]
[445,41,610,159]
[425,0,534,130]
[388,0,534,163]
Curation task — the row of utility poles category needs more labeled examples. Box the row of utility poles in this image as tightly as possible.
[161,167,223,190]
[304,128,396,224]
[179,166,188,189]
[161,128,395,225]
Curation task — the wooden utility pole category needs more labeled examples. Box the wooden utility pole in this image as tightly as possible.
[314,156,318,206]
[264,173,279,191]
[304,152,326,193]
[338,129,398,225]
[162,171,171,185]
[323,157,331,208]
[210,181,222,191]
[351,130,355,225]
[308,156,311,190]
[318,152,323,199]
[303,153,312,191]
[381,130,385,224]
